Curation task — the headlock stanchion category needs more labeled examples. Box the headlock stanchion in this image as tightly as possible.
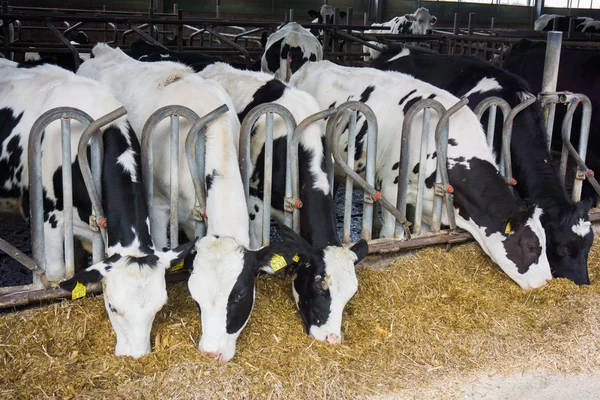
[330,101,411,243]
[473,96,511,177]
[141,105,200,249]
[78,107,128,263]
[29,107,94,283]
[239,103,296,247]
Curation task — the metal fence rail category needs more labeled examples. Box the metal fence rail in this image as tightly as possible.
[239,103,296,247]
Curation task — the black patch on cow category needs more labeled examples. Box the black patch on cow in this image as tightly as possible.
[264,38,284,73]
[503,224,541,274]
[226,252,257,334]
[352,122,369,161]
[431,152,437,159]
[424,170,437,189]
[104,265,113,272]
[237,80,287,122]
[58,268,103,291]
[48,214,57,229]
[360,86,375,103]
[402,96,423,115]
[412,162,420,174]
[448,138,458,146]
[249,213,256,221]
[293,248,332,333]
[398,21,413,34]
[254,204,259,212]
[280,43,290,59]
[108,303,117,313]
[393,176,399,184]
[428,93,437,99]
[206,169,220,192]
[398,89,417,106]
[0,108,24,198]
[392,162,399,170]
[126,253,160,269]
[309,53,317,62]
[288,46,309,74]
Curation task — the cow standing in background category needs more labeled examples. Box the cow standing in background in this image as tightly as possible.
[0,60,194,357]
[534,14,600,33]
[199,63,368,344]
[371,46,594,285]
[307,5,348,42]
[261,22,323,82]
[363,8,437,61]
[291,60,553,290]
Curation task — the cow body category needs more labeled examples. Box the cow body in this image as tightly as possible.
[0,60,193,357]
[363,8,436,61]
[198,63,368,343]
[502,39,600,202]
[371,46,594,285]
[534,14,600,33]
[261,22,323,82]
[290,61,552,289]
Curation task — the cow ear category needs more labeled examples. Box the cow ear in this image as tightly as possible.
[277,223,312,257]
[340,11,348,20]
[160,240,197,270]
[431,16,437,25]
[307,9,320,19]
[406,14,416,21]
[350,239,369,266]
[58,254,120,291]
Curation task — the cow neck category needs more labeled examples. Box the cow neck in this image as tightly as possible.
[298,144,340,249]
[101,123,154,254]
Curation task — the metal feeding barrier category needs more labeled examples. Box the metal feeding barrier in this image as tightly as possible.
[0,106,124,308]
[239,104,296,248]
[141,104,229,248]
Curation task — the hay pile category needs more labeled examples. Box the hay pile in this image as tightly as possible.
[2,237,600,399]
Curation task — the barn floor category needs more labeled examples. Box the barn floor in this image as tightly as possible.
[1,235,600,399]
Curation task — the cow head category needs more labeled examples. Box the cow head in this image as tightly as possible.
[278,224,368,344]
[188,234,302,362]
[59,241,195,358]
[308,5,348,38]
[543,198,594,285]
[405,8,437,35]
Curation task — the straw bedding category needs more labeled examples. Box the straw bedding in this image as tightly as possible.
[1,236,600,399]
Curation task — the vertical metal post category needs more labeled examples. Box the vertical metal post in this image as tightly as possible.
[468,13,475,36]
[169,116,180,248]
[541,31,562,150]
[289,9,294,21]
[343,111,357,243]
[413,109,431,234]
[90,128,104,264]
[194,126,206,239]
[364,12,368,26]
[362,113,377,242]
[177,9,183,51]
[216,0,220,18]
[486,105,497,153]
[262,113,274,246]
[491,17,495,30]
[61,119,75,279]
[568,17,575,39]
[453,13,459,35]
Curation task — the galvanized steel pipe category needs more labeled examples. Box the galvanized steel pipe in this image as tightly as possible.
[541,31,563,150]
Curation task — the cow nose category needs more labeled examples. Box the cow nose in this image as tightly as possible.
[325,334,341,344]
[202,351,224,362]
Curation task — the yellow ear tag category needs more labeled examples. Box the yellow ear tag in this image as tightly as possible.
[171,260,184,272]
[71,282,86,300]
[504,220,512,235]
[270,254,288,272]
[292,254,300,263]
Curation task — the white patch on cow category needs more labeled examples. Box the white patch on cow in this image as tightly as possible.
[447,157,470,170]
[581,19,600,32]
[572,218,592,237]
[188,236,248,362]
[517,91,535,102]
[24,52,41,61]
[303,246,358,343]
[387,47,412,63]
[117,148,138,183]
[463,77,503,98]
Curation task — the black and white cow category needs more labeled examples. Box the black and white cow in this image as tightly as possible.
[291,60,553,289]
[261,22,323,82]
[198,63,369,343]
[371,46,594,285]
[77,44,304,362]
[363,8,437,61]
[534,14,600,33]
[307,5,348,40]
[0,60,194,357]
[502,39,600,203]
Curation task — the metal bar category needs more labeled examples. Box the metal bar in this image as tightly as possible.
[362,105,377,242]
[203,26,250,69]
[44,21,80,70]
[500,96,536,185]
[29,107,94,285]
[126,22,167,48]
[541,31,562,150]
[560,99,576,187]
[473,97,512,178]
[78,108,128,251]
[262,112,274,246]
[141,105,199,241]
[0,237,49,288]
[468,13,475,36]
[60,118,75,279]
[169,115,180,248]
[432,98,470,232]
[453,13,459,36]
[0,283,102,309]
[330,29,385,52]
[90,125,103,265]
[343,111,357,243]
[413,108,431,235]
[185,104,229,239]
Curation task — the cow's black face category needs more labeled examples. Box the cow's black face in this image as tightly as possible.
[293,250,332,333]
[544,200,593,285]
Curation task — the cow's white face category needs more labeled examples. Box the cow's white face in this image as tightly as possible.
[189,235,302,362]
[405,8,437,35]
[60,243,195,358]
